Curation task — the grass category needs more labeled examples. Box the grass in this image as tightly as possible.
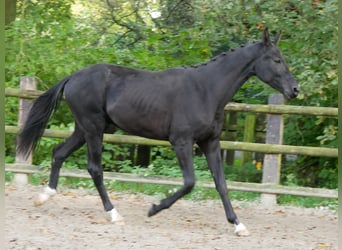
[277,194,338,210]
[5,171,337,210]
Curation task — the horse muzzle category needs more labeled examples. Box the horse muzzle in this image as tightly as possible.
[284,83,300,99]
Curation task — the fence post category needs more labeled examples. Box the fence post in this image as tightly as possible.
[240,113,256,166]
[136,145,151,167]
[223,112,238,165]
[261,94,284,206]
[255,114,266,163]
[14,77,37,186]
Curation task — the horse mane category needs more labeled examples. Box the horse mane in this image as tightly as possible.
[183,40,260,69]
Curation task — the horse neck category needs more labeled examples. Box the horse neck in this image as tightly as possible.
[197,43,261,110]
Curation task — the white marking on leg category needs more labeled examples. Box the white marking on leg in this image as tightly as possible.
[234,222,250,236]
[107,208,125,225]
[34,186,57,206]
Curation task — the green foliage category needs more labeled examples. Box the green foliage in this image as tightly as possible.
[282,156,338,189]
[5,0,337,191]
[225,163,262,183]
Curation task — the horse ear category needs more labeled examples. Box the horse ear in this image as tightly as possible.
[274,31,282,46]
[262,28,272,47]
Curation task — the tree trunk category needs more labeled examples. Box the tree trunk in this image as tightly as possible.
[5,0,17,25]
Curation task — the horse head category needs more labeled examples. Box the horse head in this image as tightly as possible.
[254,28,299,99]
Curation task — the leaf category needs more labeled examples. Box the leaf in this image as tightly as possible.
[63,191,76,197]
[274,210,285,215]
[317,242,331,248]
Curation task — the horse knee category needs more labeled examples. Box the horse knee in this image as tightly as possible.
[88,166,100,177]
[88,166,103,184]
[215,180,228,194]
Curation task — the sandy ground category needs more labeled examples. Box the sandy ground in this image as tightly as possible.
[5,184,337,250]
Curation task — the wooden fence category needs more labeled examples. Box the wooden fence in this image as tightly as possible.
[4,77,338,204]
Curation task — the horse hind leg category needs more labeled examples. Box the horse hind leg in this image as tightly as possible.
[84,132,124,224]
[34,126,85,206]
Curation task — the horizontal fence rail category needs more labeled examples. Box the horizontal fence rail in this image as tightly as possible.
[5,125,338,157]
[5,163,338,199]
[225,102,338,117]
[5,88,339,116]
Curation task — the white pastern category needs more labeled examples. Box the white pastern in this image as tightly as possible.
[108,208,125,225]
[234,222,250,236]
[34,186,57,206]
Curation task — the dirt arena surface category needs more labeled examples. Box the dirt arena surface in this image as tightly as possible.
[5,184,337,250]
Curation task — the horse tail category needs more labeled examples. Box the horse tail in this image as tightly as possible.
[17,76,71,159]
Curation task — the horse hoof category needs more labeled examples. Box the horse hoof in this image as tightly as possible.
[234,223,250,236]
[148,204,158,217]
[34,193,49,206]
[108,208,125,225]
[34,186,56,206]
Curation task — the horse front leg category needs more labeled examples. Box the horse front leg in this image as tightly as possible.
[198,138,250,236]
[148,139,195,216]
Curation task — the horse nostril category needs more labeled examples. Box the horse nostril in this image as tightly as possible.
[293,87,300,96]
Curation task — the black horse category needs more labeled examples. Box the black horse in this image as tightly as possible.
[18,29,299,236]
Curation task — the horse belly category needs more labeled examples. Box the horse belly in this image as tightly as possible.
[110,110,170,139]
[106,90,171,140]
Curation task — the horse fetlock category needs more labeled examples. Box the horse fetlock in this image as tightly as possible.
[34,186,56,206]
[228,217,237,224]
[234,222,250,236]
[107,208,125,225]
